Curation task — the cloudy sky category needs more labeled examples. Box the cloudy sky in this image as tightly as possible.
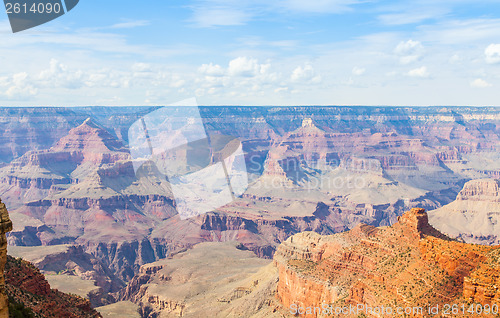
[1,0,500,106]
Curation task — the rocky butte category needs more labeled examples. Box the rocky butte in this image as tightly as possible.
[429,178,500,245]
[274,208,500,317]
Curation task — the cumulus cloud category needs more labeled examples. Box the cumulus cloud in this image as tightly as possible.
[3,72,38,99]
[291,64,321,83]
[407,66,429,78]
[37,59,85,89]
[193,57,280,98]
[485,44,500,64]
[449,54,462,64]
[228,57,270,77]
[395,40,424,64]
[199,63,225,76]
[470,78,492,88]
[352,66,365,76]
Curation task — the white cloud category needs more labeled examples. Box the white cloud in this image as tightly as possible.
[278,0,360,13]
[485,44,500,64]
[3,72,38,99]
[131,63,152,72]
[188,0,361,28]
[228,57,269,77]
[395,40,424,64]
[291,64,321,83]
[470,78,492,88]
[274,87,289,93]
[110,20,150,29]
[199,63,225,76]
[379,12,440,26]
[190,7,251,27]
[418,19,500,45]
[407,66,429,78]
[395,40,422,55]
[449,54,462,64]
[352,66,365,76]
[171,79,186,88]
[2,9,500,106]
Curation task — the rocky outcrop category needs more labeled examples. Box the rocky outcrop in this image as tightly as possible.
[463,248,500,305]
[5,255,102,317]
[2,200,101,316]
[8,244,125,307]
[274,208,500,317]
[0,199,13,317]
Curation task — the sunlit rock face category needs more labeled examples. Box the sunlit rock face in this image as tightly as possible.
[274,208,500,317]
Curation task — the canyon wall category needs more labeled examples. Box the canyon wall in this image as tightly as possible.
[1,106,499,287]
[0,199,13,317]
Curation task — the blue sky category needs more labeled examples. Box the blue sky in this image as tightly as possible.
[1,0,500,106]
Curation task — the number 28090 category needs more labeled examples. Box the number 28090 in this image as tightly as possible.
[5,2,61,14]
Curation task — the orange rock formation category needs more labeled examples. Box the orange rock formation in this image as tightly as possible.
[274,208,500,317]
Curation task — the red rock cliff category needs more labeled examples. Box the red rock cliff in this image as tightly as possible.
[0,199,13,317]
[274,208,500,317]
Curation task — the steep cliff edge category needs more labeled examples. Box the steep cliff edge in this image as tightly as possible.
[274,208,500,317]
[0,199,13,317]
[1,198,102,317]
[5,255,102,317]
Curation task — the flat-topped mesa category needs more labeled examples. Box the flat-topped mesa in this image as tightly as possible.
[0,199,13,317]
[394,208,450,241]
[456,179,500,202]
[428,178,500,246]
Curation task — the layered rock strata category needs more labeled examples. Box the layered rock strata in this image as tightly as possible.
[274,208,500,317]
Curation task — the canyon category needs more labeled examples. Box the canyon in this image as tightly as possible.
[0,106,499,315]
[121,208,500,317]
